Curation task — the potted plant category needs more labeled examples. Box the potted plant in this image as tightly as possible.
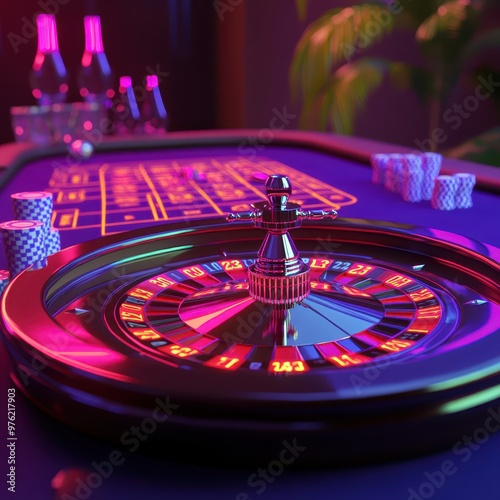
[290,0,500,158]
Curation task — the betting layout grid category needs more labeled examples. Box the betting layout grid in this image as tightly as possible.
[47,155,358,235]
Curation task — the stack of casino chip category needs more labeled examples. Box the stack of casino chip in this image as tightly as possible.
[454,173,476,209]
[370,154,390,185]
[0,220,46,277]
[420,153,442,200]
[431,175,459,210]
[0,270,10,296]
[385,154,404,193]
[11,190,61,256]
[0,191,62,278]
[401,154,423,203]
[11,191,53,238]
[370,152,474,210]
[46,228,61,255]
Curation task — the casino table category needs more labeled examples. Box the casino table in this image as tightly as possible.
[1,129,500,499]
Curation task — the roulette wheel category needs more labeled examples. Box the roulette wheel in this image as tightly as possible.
[2,164,500,466]
[1,131,500,499]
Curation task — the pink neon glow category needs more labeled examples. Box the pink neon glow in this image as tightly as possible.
[81,52,92,68]
[33,53,45,70]
[37,14,59,53]
[106,89,115,98]
[120,76,133,89]
[485,242,500,263]
[32,89,42,99]
[84,16,104,53]
[181,295,254,334]
[63,134,72,143]
[146,75,159,89]
[83,120,93,131]
[428,229,482,252]
[15,126,24,136]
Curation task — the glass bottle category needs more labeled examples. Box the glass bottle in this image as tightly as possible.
[30,14,69,106]
[78,16,114,107]
[142,75,168,134]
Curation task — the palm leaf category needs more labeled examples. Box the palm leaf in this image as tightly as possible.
[290,4,396,103]
[301,58,433,134]
[416,1,471,43]
[416,1,482,102]
[329,59,386,134]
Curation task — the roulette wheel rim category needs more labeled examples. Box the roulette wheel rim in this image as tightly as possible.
[2,212,500,464]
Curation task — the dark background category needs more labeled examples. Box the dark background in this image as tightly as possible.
[0,0,498,149]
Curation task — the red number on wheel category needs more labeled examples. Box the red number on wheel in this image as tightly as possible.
[221,260,244,271]
[347,264,373,276]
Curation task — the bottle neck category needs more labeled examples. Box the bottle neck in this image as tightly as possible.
[37,14,59,53]
[84,16,104,54]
